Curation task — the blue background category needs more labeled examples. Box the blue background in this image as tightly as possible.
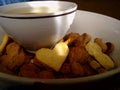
[0,0,32,6]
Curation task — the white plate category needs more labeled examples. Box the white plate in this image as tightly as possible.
[0,10,120,86]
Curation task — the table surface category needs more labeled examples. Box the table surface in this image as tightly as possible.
[61,0,120,20]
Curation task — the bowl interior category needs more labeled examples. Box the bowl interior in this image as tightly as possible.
[0,1,77,17]
[0,10,120,85]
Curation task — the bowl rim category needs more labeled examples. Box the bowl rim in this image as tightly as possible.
[0,67,119,85]
[0,1,77,19]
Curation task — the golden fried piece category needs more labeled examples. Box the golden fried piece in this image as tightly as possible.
[33,58,54,71]
[0,42,26,71]
[35,41,69,72]
[6,42,21,56]
[67,47,89,64]
[85,41,115,70]
[0,34,9,54]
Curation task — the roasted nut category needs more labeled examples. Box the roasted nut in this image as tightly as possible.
[68,47,89,64]
[105,42,114,55]
[81,33,91,45]
[71,62,84,76]
[94,38,107,52]
[88,57,106,73]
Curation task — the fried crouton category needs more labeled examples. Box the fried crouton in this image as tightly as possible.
[0,42,26,72]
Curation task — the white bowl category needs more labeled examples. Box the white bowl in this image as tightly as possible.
[0,10,120,87]
[0,1,77,51]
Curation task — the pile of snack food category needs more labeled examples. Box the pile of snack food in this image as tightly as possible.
[0,32,115,79]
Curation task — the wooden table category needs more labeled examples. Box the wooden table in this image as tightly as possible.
[61,0,120,20]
